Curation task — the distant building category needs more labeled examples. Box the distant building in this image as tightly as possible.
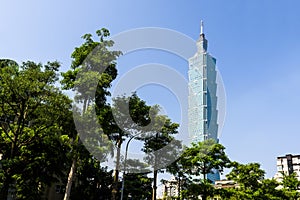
[161,176,180,199]
[188,21,219,144]
[188,21,220,182]
[213,180,239,200]
[274,154,300,181]
[214,180,239,189]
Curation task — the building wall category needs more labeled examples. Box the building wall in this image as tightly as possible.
[161,176,180,199]
[206,55,218,141]
[214,180,239,189]
[188,34,218,143]
[274,154,300,181]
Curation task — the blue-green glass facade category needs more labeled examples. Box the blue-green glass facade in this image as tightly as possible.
[188,32,220,182]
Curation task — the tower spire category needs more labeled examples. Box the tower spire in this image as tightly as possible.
[197,20,207,52]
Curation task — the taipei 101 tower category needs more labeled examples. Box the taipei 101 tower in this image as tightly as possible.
[188,21,220,182]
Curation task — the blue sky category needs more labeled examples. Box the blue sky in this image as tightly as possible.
[2,0,300,178]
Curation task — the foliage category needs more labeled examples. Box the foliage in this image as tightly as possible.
[70,152,113,200]
[180,139,231,182]
[181,179,215,200]
[60,28,121,200]
[281,172,300,199]
[123,173,153,200]
[220,162,300,200]
[282,172,300,191]
[141,108,181,170]
[105,93,153,199]
[141,106,180,200]
[226,162,265,191]
[176,139,230,199]
[61,28,122,108]
[0,59,73,199]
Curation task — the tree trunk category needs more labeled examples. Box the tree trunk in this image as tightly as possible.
[152,169,157,200]
[63,99,87,200]
[152,134,159,200]
[178,176,181,200]
[111,139,121,200]
[63,158,76,200]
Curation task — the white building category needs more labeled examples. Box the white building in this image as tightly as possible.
[274,154,300,182]
[161,176,180,199]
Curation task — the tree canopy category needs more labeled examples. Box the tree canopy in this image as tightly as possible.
[0,59,73,199]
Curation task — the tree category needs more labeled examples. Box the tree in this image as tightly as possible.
[253,178,285,200]
[61,28,121,109]
[220,162,300,200]
[226,162,265,192]
[108,93,152,199]
[281,172,300,199]
[122,173,152,200]
[0,59,73,199]
[181,179,215,200]
[70,151,114,200]
[121,159,152,200]
[282,172,300,191]
[179,139,231,199]
[224,162,279,200]
[61,28,121,200]
[141,108,180,200]
[166,158,186,199]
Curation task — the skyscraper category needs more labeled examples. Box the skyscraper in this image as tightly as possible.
[188,21,220,182]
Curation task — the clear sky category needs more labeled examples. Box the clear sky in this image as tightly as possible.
[1,0,300,178]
